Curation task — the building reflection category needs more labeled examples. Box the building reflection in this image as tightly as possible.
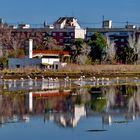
[0,78,72,91]
[0,84,140,128]
[44,104,86,128]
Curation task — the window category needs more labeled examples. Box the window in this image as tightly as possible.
[31,32,36,37]
[71,33,74,36]
[16,65,20,68]
[52,33,56,37]
[65,32,70,36]
[59,33,63,37]
[59,39,63,43]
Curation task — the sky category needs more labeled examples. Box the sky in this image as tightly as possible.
[0,0,140,28]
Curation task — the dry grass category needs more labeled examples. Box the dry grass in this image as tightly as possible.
[59,64,140,73]
[0,64,140,78]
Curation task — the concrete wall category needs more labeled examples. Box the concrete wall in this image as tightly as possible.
[73,18,81,29]
[8,58,42,69]
[75,28,86,39]
[8,57,60,69]
[41,58,59,65]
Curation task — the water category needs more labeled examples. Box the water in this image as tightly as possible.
[0,78,140,140]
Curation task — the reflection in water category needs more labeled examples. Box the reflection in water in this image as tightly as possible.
[0,81,140,130]
[45,104,86,128]
[1,76,140,91]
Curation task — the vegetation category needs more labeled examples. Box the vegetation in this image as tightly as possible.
[0,22,140,69]
[88,32,107,63]
[116,46,137,64]
[1,64,140,80]
[0,56,8,69]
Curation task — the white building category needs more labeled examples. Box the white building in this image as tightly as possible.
[53,17,86,39]
[8,39,69,69]
[102,20,112,28]
[18,24,30,29]
[54,17,81,29]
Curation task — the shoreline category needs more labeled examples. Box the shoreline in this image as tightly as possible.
[1,71,140,79]
[1,64,140,79]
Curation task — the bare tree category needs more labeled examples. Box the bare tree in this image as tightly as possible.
[128,34,135,49]
[135,35,140,61]
[0,24,13,57]
[79,43,91,64]
[106,37,116,63]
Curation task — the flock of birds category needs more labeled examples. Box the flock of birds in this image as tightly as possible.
[24,75,111,86]
[1,75,140,89]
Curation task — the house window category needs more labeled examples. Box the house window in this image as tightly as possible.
[71,33,74,36]
[16,64,20,68]
[52,33,56,36]
[31,32,36,37]
[59,33,63,37]
[42,32,47,37]
[59,39,63,43]
[66,32,70,36]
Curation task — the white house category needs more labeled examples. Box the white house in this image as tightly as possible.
[53,17,86,39]
[8,39,69,69]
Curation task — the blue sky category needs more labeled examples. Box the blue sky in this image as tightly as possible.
[0,0,139,27]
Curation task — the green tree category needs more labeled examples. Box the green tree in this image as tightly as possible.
[116,46,137,64]
[124,47,137,64]
[88,32,107,63]
[0,56,8,68]
[85,56,93,65]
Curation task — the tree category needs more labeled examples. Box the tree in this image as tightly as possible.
[70,38,90,64]
[106,37,116,63]
[8,50,16,58]
[42,36,58,50]
[16,49,25,58]
[134,35,140,63]
[0,24,13,57]
[88,32,107,63]
[0,24,27,58]
[123,47,137,64]
[71,38,84,62]
[85,56,93,65]
[115,34,138,64]
[116,46,137,64]
[0,56,8,68]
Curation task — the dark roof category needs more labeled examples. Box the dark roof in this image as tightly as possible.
[54,17,76,25]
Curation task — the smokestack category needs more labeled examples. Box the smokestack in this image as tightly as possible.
[29,39,33,58]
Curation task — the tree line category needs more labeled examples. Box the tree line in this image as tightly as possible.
[0,24,140,68]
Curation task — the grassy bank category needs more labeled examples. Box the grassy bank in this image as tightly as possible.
[1,64,140,79]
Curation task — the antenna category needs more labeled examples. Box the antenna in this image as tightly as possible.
[126,21,129,26]
[102,15,105,22]
[102,15,105,28]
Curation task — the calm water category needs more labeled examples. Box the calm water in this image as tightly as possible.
[0,78,140,140]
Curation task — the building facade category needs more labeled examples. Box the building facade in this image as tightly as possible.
[8,39,70,69]
[10,17,86,47]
